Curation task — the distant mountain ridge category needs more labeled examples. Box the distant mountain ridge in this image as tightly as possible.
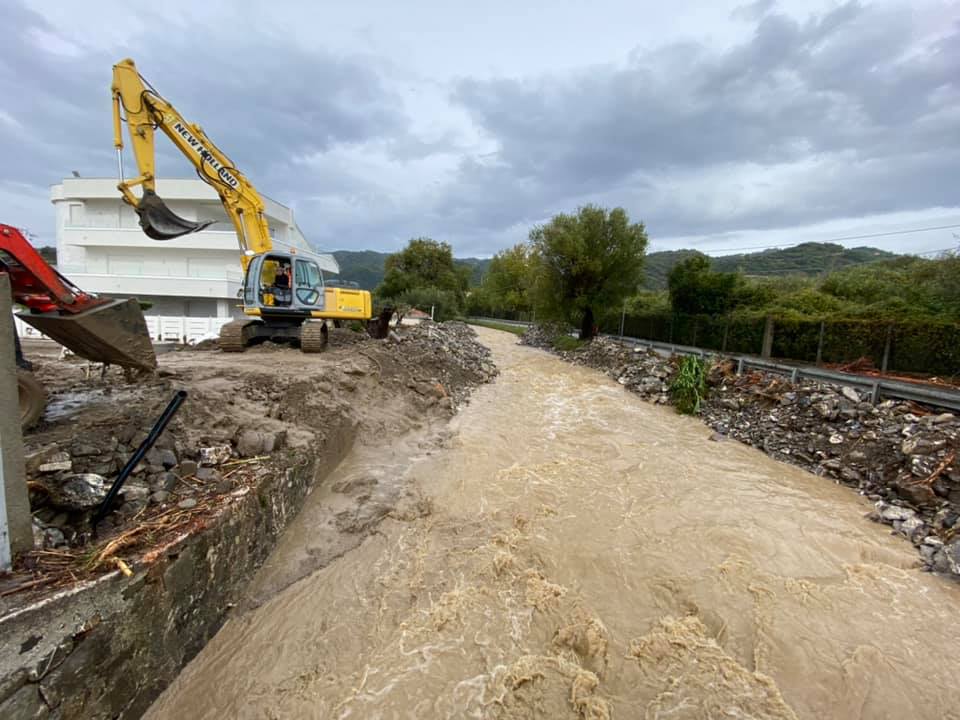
[331,250,491,290]
[332,242,898,291]
[644,242,897,289]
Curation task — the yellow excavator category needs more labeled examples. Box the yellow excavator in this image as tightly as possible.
[111,58,378,352]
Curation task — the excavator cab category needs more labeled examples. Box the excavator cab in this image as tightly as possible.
[245,253,326,313]
[134,188,215,240]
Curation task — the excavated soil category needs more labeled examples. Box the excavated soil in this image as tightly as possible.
[2,323,495,611]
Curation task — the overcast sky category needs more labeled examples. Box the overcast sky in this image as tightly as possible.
[3,0,959,258]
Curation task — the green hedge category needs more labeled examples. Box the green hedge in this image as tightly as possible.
[604,312,959,377]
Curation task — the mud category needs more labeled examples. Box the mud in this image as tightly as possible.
[5,322,495,609]
[147,328,960,720]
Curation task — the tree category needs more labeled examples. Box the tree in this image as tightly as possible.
[377,238,468,312]
[667,255,742,316]
[482,243,533,316]
[529,205,647,339]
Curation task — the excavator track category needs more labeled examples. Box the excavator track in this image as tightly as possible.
[218,320,260,352]
[300,320,328,354]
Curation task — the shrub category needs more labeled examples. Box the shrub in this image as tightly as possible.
[553,335,586,352]
[670,356,708,414]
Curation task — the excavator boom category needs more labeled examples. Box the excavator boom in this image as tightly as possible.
[112,59,270,266]
[0,224,156,372]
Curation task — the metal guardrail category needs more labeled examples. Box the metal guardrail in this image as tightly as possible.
[467,317,960,412]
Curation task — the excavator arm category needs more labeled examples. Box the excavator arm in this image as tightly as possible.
[112,58,271,268]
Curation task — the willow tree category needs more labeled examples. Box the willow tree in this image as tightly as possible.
[529,205,647,339]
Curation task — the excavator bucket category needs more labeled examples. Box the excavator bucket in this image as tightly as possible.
[18,298,157,371]
[135,188,214,240]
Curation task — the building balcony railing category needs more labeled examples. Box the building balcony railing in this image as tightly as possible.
[58,263,243,282]
[57,267,243,300]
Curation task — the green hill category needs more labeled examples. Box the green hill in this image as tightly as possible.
[329,250,390,290]
[642,243,897,289]
[331,250,491,290]
[334,242,897,292]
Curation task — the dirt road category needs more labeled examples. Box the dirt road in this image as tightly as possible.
[147,328,960,719]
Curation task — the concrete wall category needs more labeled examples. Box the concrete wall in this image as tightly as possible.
[0,275,32,559]
[0,414,357,719]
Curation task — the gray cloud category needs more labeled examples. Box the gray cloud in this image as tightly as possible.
[445,1,959,239]
[2,0,958,257]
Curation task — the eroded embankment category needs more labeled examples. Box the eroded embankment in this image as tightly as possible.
[0,322,495,719]
[521,325,960,577]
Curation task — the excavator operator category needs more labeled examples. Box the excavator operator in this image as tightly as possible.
[259,259,292,307]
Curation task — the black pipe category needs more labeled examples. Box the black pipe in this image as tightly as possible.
[92,390,188,529]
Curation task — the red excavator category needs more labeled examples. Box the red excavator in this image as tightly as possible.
[1,224,156,427]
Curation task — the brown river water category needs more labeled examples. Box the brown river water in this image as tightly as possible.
[147,328,960,719]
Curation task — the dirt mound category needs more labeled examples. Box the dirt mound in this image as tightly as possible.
[5,321,497,607]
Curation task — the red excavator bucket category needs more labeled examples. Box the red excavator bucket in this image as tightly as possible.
[18,298,157,371]
[135,188,214,240]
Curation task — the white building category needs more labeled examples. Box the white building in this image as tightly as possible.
[50,177,337,322]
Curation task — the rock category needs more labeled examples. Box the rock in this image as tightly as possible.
[159,448,178,469]
[840,386,861,403]
[214,479,233,494]
[897,515,924,540]
[177,498,198,510]
[878,504,915,522]
[178,459,199,477]
[70,443,101,457]
[931,413,955,425]
[236,430,267,458]
[840,467,862,483]
[814,400,838,420]
[150,471,179,492]
[121,482,150,503]
[196,467,222,482]
[896,475,939,506]
[931,539,960,575]
[709,432,726,442]
[150,490,170,504]
[45,473,109,510]
[43,527,66,548]
[25,445,64,474]
[37,452,72,473]
[199,445,231,466]
[828,433,844,445]
[637,377,662,395]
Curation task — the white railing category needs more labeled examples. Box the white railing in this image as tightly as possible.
[14,314,234,345]
[58,263,245,282]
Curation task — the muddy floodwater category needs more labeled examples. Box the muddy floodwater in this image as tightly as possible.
[147,328,960,719]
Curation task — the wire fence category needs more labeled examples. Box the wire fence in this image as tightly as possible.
[599,312,959,378]
[471,309,960,378]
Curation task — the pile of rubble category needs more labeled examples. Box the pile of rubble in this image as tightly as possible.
[523,329,677,403]
[703,373,959,575]
[521,324,960,578]
[518,323,566,349]
[390,321,498,408]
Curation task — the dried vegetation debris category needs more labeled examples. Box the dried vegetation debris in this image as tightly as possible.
[521,324,960,578]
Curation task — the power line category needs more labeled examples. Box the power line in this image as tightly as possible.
[678,223,960,255]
